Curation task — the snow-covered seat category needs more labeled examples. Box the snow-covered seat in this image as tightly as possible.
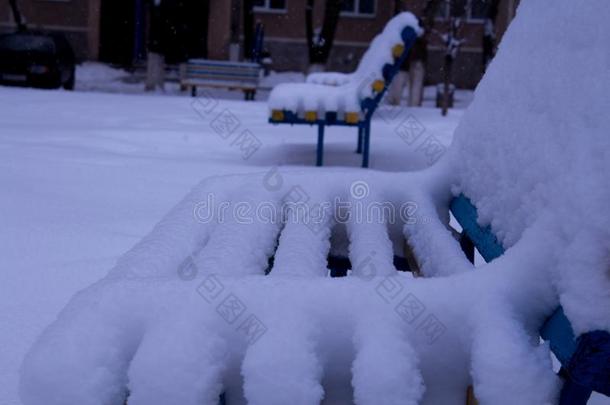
[268,12,422,168]
[20,1,610,405]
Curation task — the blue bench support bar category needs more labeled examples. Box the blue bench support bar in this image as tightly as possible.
[449,195,505,262]
[361,121,371,168]
[317,124,325,166]
[268,26,418,168]
[450,195,610,404]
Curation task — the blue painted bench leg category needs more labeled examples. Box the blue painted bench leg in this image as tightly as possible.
[541,308,610,403]
[361,120,371,168]
[459,232,475,264]
[558,368,592,405]
[356,126,363,154]
[316,124,325,166]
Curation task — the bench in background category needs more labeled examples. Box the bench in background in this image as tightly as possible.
[267,12,421,168]
[181,59,262,100]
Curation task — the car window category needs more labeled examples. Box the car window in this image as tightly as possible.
[0,35,56,53]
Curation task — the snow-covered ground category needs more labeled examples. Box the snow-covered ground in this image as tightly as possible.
[5,86,607,405]
[0,86,463,405]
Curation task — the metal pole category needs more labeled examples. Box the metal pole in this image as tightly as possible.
[316,124,324,166]
[362,120,371,168]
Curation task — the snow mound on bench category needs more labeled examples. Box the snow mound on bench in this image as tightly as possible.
[451,0,610,333]
[268,12,421,114]
[20,166,563,405]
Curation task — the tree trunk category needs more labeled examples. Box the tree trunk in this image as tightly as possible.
[146,0,166,91]
[306,0,342,69]
[305,0,315,64]
[9,0,26,31]
[394,0,402,15]
[145,52,165,92]
[441,54,452,116]
[422,0,443,31]
[450,0,468,17]
[482,0,500,70]
[440,1,465,115]
[228,0,241,61]
[243,0,255,60]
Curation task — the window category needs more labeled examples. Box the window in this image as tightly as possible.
[435,0,489,22]
[253,0,286,12]
[341,0,376,17]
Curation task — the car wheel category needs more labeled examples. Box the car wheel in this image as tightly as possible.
[63,69,75,90]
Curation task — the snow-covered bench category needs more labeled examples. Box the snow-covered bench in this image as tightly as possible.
[19,2,610,405]
[181,59,262,100]
[268,12,422,168]
[450,194,610,404]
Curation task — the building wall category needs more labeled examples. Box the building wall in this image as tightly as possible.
[251,0,517,89]
[0,0,521,88]
[0,0,100,61]
[0,3,10,23]
[207,0,232,60]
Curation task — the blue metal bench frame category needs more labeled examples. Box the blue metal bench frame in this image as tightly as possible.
[450,194,610,404]
[269,26,419,168]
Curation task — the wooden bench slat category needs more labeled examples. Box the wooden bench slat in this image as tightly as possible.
[180,58,262,100]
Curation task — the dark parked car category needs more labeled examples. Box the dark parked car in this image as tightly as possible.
[0,31,75,90]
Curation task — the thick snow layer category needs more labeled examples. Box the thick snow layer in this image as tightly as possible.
[12,0,610,403]
[450,0,610,334]
[0,87,460,405]
[12,162,561,404]
[19,170,563,405]
[268,12,422,114]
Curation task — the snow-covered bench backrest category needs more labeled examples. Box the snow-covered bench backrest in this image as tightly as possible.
[305,13,417,87]
[447,0,610,334]
[268,12,422,116]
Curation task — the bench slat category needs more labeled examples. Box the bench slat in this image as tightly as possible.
[181,59,262,100]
